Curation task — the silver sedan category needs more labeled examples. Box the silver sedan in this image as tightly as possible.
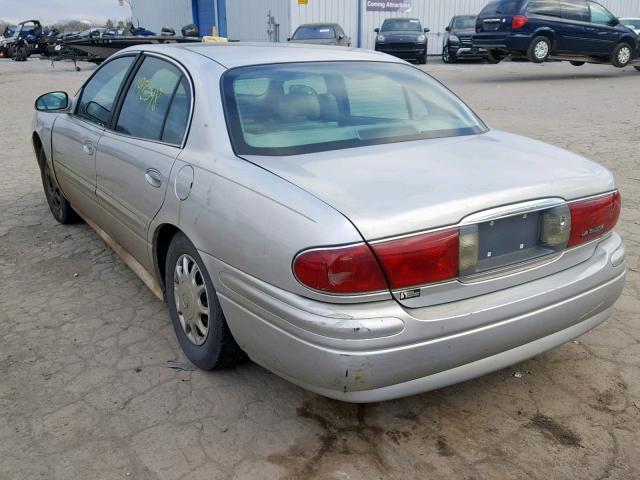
[32,43,626,402]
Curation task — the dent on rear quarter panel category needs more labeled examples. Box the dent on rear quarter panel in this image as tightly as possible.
[154,152,366,299]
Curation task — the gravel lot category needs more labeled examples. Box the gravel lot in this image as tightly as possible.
[1,56,639,480]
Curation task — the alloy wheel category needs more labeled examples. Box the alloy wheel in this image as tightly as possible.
[534,40,549,60]
[618,46,631,65]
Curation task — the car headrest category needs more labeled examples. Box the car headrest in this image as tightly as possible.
[274,91,320,122]
[318,93,338,122]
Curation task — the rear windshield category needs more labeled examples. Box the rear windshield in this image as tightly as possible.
[453,16,477,29]
[381,19,422,32]
[292,26,335,40]
[480,0,523,14]
[222,62,486,156]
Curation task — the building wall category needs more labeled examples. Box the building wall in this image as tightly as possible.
[226,0,290,42]
[130,0,194,34]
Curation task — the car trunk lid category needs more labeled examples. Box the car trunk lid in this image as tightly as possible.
[244,130,615,306]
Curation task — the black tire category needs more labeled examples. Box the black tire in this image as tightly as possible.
[165,232,246,370]
[486,49,504,64]
[635,66,640,72]
[527,36,551,63]
[417,53,427,65]
[611,43,633,68]
[39,150,80,224]
[442,46,457,64]
[570,61,585,66]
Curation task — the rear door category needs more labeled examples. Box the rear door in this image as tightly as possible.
[558,0,591,52]
[525,0,564,50]
[52,55,136,221]
[95,54,193,270]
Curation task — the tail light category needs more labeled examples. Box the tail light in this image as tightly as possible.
[370,229,459,289]
[568,191,621,247]
[293,244,388,294]
[293,191,620,295]
[512,15,528,29]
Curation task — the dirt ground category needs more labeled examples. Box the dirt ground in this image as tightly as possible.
[0,56,639,480]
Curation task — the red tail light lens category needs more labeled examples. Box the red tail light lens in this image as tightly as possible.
[568,191,621,247]
[512,15,528,29]
[371,228,459,289]
[293,244,388,294]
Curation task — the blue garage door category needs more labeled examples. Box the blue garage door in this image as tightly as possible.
[192,0,215,36]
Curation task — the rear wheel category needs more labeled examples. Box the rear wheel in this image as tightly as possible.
[486,49,504,64]
[165,233,246,370]
[570,60,585,66]
[611,43,632,68]
[442,46,457,64]
[39,150,80,224]
[527,36,551,63]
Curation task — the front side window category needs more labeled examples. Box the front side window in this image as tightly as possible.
[115,57,185,142]
[381,19,422,32]
[292,26,335,40]
[222,62,486,156]
[527,0,561,17]
[77,56,135,126]
[560,0,589,22]
[589,2,616,25]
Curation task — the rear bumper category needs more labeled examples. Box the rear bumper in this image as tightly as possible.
[472,33,532,52]
[205,233,626,403]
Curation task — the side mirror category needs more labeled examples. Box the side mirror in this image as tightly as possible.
[424,28,431,33]
[445,26,451,32]
[35,91,69,111]
[610,18,620,27]
[338,34,345,40]
[287,37,291,41]
[374,28,380,33]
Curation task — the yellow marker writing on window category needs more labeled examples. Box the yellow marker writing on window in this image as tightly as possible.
[136,77,164,112]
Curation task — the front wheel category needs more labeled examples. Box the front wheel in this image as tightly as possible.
[442,46,456,64]
[611,43,632,68]
[416,52,427,65]
[527,36,551,63]
[165,233,246,370]
[570,60,585,66]
[486,50,504,64]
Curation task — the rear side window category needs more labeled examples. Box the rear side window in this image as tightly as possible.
[115,57,184,142]
[161,77,191,145]
[527,0,561,17]
[77,56,135,126]
[560,0,589,21]
[480,0,524,15]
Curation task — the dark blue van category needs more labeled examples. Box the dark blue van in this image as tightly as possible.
[472,0,639,68]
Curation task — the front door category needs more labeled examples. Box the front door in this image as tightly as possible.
[585,1,620,54]
[52,55,136,220]
[95,55,192,271]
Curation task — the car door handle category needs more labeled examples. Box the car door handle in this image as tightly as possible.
[145,169,162,188]
[82,141,95,155]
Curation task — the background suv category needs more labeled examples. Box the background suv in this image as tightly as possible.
[443,15,489,63]
[473,0,639,68]
[375,18,430,64]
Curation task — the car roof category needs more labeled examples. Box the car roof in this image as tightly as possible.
[383,18,421,22]
[132,42,402,69]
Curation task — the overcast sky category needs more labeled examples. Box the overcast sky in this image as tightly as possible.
[0,0,132,24]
